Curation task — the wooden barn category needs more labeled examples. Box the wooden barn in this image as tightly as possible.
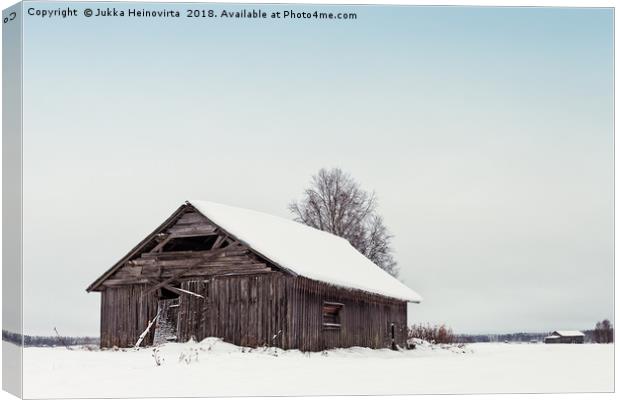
[87,200,422,352]
[543,331,585,344]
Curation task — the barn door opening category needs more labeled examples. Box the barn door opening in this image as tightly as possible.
[153,288,180,345]
[390,323,396,350]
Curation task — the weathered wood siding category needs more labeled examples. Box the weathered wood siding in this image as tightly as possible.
[104,247,271,287]
[100,284,159,348]
[166,211,216,236]
[285,277,407,351]
[176,273,288,348]
[169,274,407,351]
[100,275,407,351]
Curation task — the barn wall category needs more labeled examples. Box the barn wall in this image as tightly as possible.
[100,275,407,351]
[100,284,159,348]
[286,277,408,352]
[177,273,288,348]
[176,274,407,351]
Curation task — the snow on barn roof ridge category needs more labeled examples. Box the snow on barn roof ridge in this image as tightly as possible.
[553,330,585,337]
[188,200,422,303]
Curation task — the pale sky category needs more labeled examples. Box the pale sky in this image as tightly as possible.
[19,3,613,336]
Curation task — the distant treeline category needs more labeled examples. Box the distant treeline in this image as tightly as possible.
[2,330,99,347]
[592,319,614,343]
[456,330,611,344]
[410,321,614,344]
[456,332,548,343]
[409,324,557,344]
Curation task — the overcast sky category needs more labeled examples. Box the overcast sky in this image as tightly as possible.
[20,4,612,336]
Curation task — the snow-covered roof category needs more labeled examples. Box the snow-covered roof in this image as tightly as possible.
[544,335,560,339]
[553,331,585,337]
[189,200,422,303]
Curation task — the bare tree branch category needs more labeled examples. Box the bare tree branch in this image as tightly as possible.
[289,168,399,277]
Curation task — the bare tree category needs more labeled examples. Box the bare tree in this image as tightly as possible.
[288,168,399,277]
[593,319,614,343]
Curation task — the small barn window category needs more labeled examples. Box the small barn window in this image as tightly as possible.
[322,302,343,330]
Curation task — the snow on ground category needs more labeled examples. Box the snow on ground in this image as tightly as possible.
[20,339,613,398]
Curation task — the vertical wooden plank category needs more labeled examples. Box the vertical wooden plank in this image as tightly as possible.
[240,277,247,346]
[100,290,107,348]
[224,278,230,343]
[250,276,257,347]
[212,279,218,339]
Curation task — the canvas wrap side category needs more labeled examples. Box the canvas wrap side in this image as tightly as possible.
[3,2,24,398]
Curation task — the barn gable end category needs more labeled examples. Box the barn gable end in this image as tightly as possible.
[88,204,282,292]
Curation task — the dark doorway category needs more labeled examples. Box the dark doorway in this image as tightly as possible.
[153,293,180,345]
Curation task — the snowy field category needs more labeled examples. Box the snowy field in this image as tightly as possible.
[19,339,613,398]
